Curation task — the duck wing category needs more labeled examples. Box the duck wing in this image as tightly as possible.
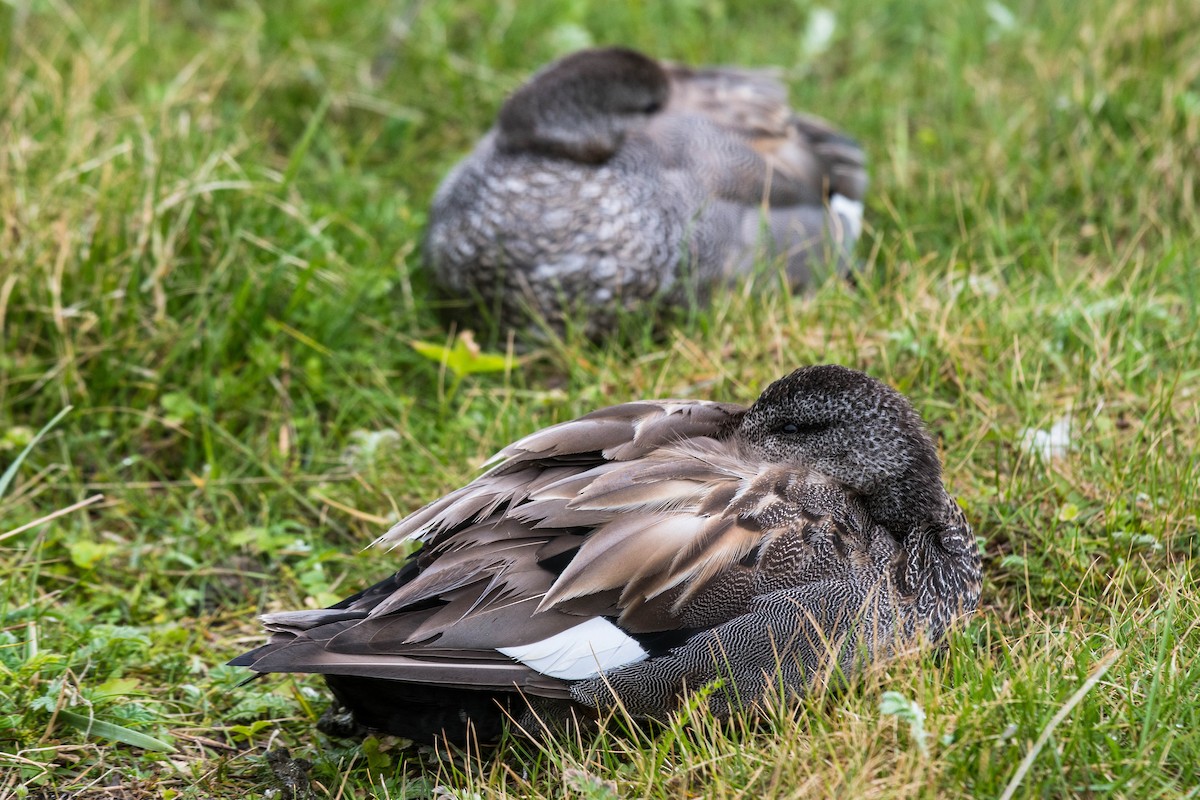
[658,63,867,208]
[234,399,747,691]
[647,63,867,285]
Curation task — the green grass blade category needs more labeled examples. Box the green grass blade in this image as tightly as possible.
[281,93,332,192]
[0,406,72,500]
[56,709,177,753]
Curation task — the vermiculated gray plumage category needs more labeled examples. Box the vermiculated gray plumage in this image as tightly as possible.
[231,366,980,744]
[425,48,869,339]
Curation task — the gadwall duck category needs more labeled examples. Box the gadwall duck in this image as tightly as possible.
[425,47,868,339]
[233,366,980,744]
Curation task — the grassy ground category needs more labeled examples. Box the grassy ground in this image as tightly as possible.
[2,0,1198,796]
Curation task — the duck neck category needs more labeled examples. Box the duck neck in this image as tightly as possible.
[889,492,982,642]
[864,473,943,539]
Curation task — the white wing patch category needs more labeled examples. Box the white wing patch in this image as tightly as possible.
[497,617,648,680]
[830,193,864,241]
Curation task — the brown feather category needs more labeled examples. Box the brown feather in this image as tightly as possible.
[245,643,544,689]
[540,514,703,609]
[658,63,864,208]
[568,477,707,513]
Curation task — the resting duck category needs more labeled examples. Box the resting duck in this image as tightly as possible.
[424,47,868,339]
[232,366,980,743]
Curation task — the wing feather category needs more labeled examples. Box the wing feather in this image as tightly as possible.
[659,62,867,209]
[539,514,703,609]
[374,400,744,550]
[243,643,548,690]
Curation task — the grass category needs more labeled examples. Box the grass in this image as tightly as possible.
[1,0,1198,796]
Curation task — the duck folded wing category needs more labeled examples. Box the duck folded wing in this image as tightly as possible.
[660,64,867,209]
[664,64,792,136]
[789,113,869,203]
[374,399,745,548]
[236,400,753,680]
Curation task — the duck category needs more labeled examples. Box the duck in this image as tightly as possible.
[424,47,869,339]
[231,365,981,744]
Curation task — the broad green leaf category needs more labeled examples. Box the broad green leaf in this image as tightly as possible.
[93,677,141,699]
[410,332,512,377]
[67,540,118,570]
[228,719,274,741]
[1057,502,1081,522]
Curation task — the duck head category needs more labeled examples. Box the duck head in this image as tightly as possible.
[495,47,669,164]
[739,365,946,533]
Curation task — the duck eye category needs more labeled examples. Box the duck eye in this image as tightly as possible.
[640,100,662,114]
[776,420,823,436]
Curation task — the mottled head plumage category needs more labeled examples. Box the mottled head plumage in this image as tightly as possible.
[739,365,943,529]
[496,47,669,163]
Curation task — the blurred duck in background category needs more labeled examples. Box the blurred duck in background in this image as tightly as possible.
[425,47,868,339]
